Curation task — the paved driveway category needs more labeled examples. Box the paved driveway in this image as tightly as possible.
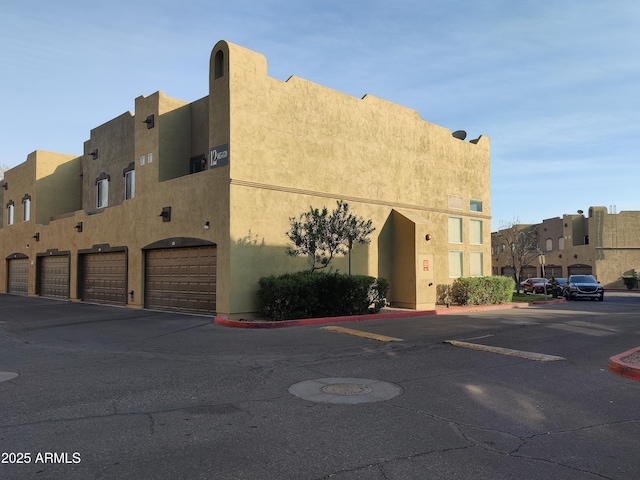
[1,293,639,479]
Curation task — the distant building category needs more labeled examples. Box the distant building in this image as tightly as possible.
[1,40,491,318]
[492,207,640,287]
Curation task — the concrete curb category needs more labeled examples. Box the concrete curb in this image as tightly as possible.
[608,346,640,381]
[214,302,535,329]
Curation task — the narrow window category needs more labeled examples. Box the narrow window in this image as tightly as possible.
[7,201,14,225]
[470,219,483,245]
[558,237,564,250]
[97,179,109,208]
[449,251,463,278]
[448,217,463,243]
[125,170,135,200]
[470,252,484,277]
[22,195,31,222]
[214,50,224,79]
[546,238,553,251]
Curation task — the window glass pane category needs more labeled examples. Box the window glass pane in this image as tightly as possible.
[125,171,135,199]
[8,204,14,225]
[546,238,552,251]
[558,237,564,250]
[448,217,462,243]
[470,199,483,212]
[449,251,463,278]
[448,195,463,210]
[470,252,483,277]
[470,219,482,244]
[23,198,30,222]
[97,180,108,208]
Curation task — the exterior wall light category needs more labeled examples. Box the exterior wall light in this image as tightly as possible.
[74,222,83,232]
[574,254,578,259]
[89,149,99,159]
[33,233,40,241]
[159,206,171,222]
[204,221,210,230]
[143,115,155,129]
[425,234,432,241]
[1,183,7,190]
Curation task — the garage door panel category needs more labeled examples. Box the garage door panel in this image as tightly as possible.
[81,252,127,306]
[145,246,216,314]
[7,258,29,295]
[40,255,70,298]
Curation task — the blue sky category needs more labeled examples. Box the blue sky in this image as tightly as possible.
[1,0,638,227]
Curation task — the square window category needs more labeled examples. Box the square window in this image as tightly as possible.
[448,195,463,210]
[448,217,463,243]
[470,199,483,212]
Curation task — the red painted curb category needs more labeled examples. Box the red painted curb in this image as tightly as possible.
[213,302,532,329]
[608,346,640,381]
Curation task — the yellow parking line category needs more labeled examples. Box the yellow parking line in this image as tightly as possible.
[322,326,403,342]
[444,340,565,362]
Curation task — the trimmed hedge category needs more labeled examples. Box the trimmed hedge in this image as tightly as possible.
[258,272,389,321]
[451,277,515,306]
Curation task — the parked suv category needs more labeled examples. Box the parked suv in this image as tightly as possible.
[563,275,604,301]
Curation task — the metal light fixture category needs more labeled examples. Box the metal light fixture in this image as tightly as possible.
[33,233,40,241]
[74,222,83,232]
[1,183,7,190]
[204,221,210,230]
[159,206,171,222]
[143,115,155,129]
[425,234,432,241]
[89,149,99,159]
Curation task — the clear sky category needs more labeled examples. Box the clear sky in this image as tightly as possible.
[1,0,638,227]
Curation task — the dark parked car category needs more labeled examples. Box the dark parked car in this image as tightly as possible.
[563,275,604,301]
[521,278,548,294]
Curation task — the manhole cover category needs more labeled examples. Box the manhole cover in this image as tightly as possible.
[288,378,403,404]
[0,372,18,383]
[322,383,373,395]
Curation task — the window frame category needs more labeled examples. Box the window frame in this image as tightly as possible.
[22,196,30,222]
[448,217,463,244]
[96,178,109,208]
[448,250,464,278]
[7,201,15,226]
[125,170,135,200]
[470,251,484,277]
[469,219,483,245]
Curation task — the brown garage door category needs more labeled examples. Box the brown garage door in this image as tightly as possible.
[39,254,70,299]
[80,251,127,305]
[7,257,29,294]
[145,246,216,314]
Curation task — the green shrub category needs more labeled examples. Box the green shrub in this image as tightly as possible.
[451,277,514,306]
[258,272,389,321]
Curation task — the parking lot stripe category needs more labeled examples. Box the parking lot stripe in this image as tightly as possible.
[322,326,403,342]
[444,340,565,362]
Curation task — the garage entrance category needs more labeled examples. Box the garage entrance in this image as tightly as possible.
[37,252,70,299]
[79,247,127,306]
[7,254,29,294]
[144,239,216,315]
[568,264,593,276]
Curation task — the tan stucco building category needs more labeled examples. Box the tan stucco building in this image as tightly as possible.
[492,206,640,288]
[1,40,491,318]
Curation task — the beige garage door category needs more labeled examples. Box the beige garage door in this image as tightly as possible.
[39,255,70,299]
[7,257,29,294]
[145,246,217,314]
[80,252,127,305]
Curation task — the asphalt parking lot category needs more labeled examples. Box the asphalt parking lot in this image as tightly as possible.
[1,293,639,479]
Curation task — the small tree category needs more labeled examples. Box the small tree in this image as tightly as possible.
[493,218,539,293]
[286,201,374,273]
